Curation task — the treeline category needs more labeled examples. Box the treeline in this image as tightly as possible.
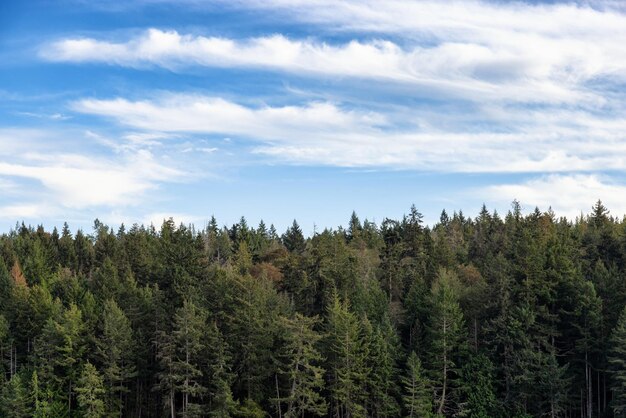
[1,201,626,417]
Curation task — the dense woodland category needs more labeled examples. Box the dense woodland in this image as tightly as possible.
[1,201,626,417]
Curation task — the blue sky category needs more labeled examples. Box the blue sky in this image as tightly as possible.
[1,0,626,234]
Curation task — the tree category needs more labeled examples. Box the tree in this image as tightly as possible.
[205,322,237,418]
[96,299,136,416]
[0,374,29,418]
[34,303,86,412]
[282,220,306,253]
[609,306,626,416]
[365,317,400,417]
[172,300,208,417]
[462,353,497,418]
[325,294,369,418]
[279,313,327,418]
[427,269,465,416]
[401,351,431,418]
[75,362,105,418]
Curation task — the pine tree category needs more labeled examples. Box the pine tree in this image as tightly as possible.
[427,269,465,416]
[347,211,362,242]
[34,303,86,413]
[96,299,136,416]
[30,370,56,418]
[155,328,178,418]
[0,314,9,378]
[365,317,400,417]
[75,362,105,418]
[205,322,237,418]
[1,373,29,418]
[325,294,369,418]
[462,353,497,418]
[282,220,306,253]
[0,257,12,312]
[401,351,431,418]
[230,273,284,402]
[609,306,626,415]
[279,313,327,418]
[172,300,208,417]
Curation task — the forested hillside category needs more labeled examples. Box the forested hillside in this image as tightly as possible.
[1,201,626,418]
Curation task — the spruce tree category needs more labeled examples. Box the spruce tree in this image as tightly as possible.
[0,374,29,418]
[172,300,208,417]
[34,303,86,412]
[96,299,136,416]
[279,313,327,418]
[365,317,400,418]
[609,306,626,415]
[282,220,306,253]
[205,322,237,418]
[427,269,465,416]
[462,353,497,418]
[325,294,369,418]
[401,351,431,418]
[75,362,105,418]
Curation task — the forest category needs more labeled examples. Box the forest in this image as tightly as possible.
[0,201,626,418]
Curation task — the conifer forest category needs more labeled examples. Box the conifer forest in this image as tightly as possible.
[2,201,626,418]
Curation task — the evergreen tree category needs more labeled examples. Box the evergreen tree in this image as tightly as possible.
[325,294,369,418]
[462,353,497,418]
[96,299,136,416]
[172,300,208,417]
[205,322,237,418]
[427,269,465,416]
[364,317,400,417]
[282,220,306,253]
[401,351,431,418]
[279,313,327,418]
[0,374,29,418]
[609,306,626,415]
[75,362,105,418]
[34,303,86,413]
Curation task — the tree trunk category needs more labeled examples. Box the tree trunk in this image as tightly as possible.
[437,318,447,415]
[170,388,175,418]
[585,350,593,418]
[275,373,283,418]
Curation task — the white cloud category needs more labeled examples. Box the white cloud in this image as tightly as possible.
[70,94,626,173]
[0,204,49,220]
[0,150,181,208]
[42,1,626,105]
[73,95,384,137]
[483,174,626,220]
[0,127,186,214]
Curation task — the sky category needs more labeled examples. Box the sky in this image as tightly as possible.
[1,0,626,234]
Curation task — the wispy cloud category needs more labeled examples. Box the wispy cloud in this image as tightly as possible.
[483,174,626,220]
[0,127,186,221]
[0,150,181,208]
[70,94,626,173]
[0,204,49,220]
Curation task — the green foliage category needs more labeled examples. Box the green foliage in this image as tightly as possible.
[0,374,29,418]
[96,299,136,416]
[402,351,432,418]
[172,300,208,417]
[206,322,237,418]
[427,269,465,416]
[0,204,626,417]
[278,313,327,418]
[609,306,626,415]
[75,362,105,418]
[325,294,370,418]
[461,353,498,418]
